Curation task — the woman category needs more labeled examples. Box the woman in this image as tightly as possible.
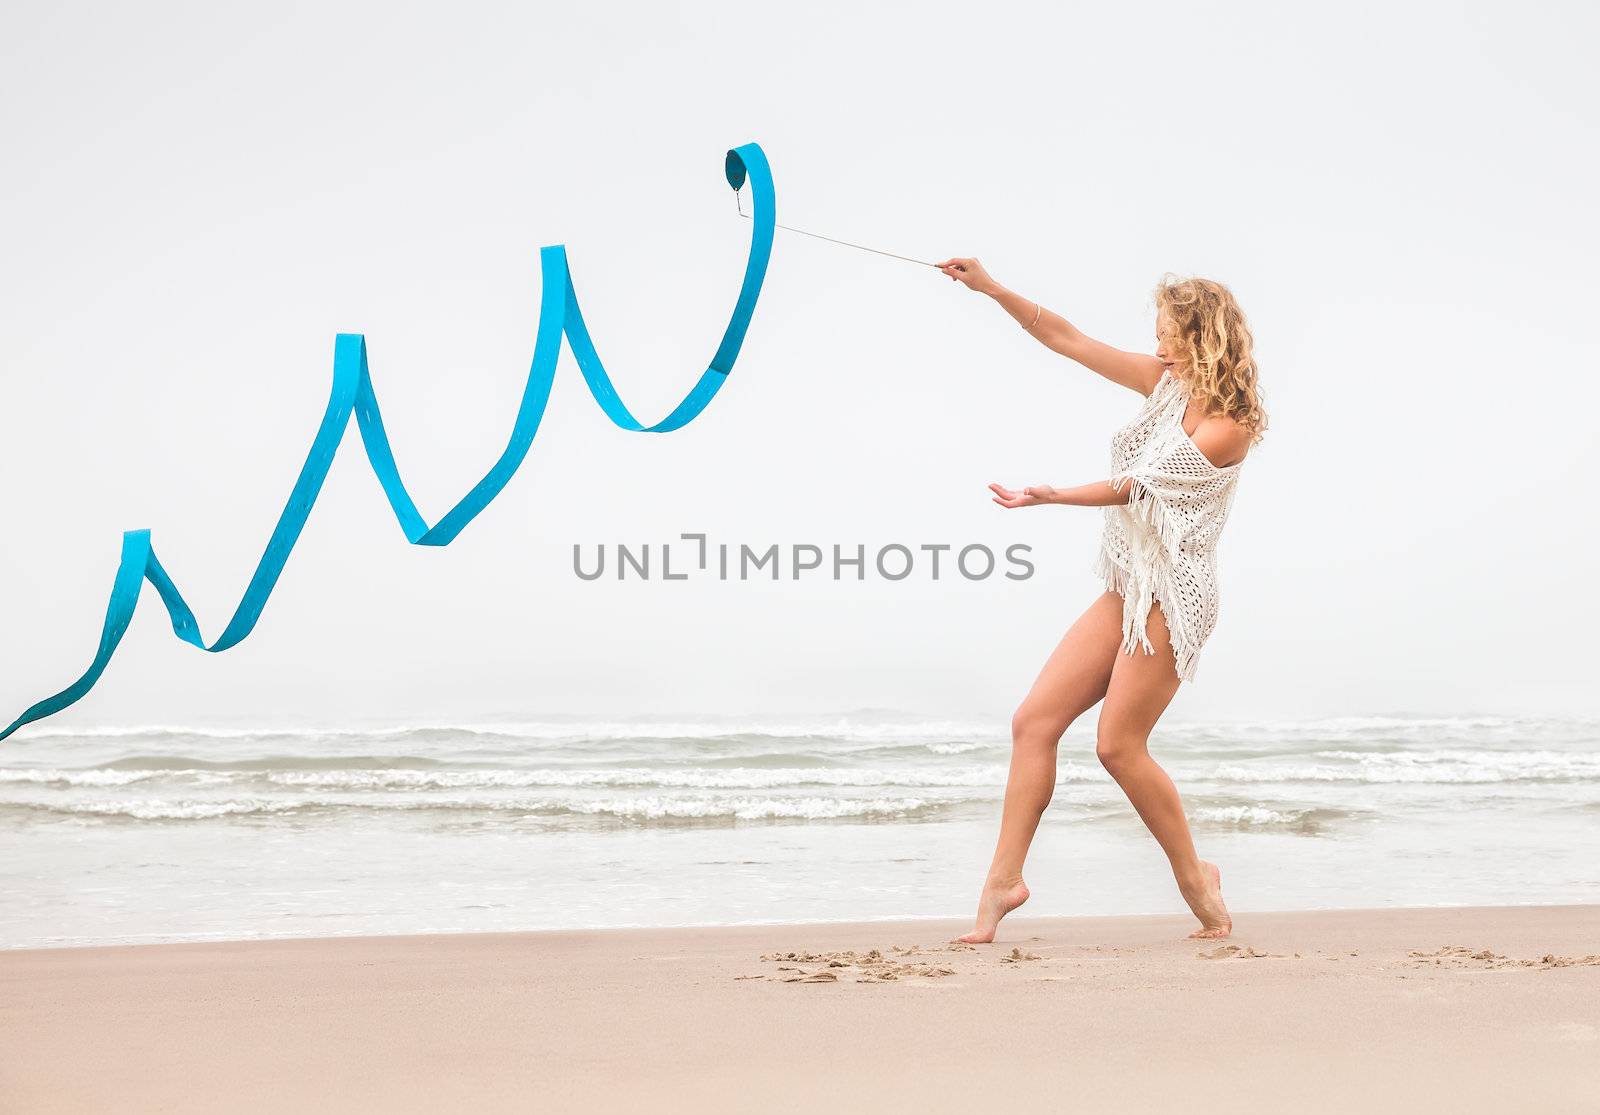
[935,257,1266,943]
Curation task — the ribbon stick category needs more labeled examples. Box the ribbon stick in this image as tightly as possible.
[0,143,776,741]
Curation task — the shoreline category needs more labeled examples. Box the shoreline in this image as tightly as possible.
[7,896,1600,954]
[3,903,1597,1113]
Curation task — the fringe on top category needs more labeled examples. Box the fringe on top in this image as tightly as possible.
[1093,371,1243,682]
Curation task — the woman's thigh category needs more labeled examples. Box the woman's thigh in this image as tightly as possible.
[1096,599,1182,754]
[1013,591,1126,738]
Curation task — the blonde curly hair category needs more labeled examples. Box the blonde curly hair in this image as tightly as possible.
[1154,276,1267,443]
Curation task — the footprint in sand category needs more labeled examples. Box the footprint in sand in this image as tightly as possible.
[1000,947,1041,964]
[1405,945,1600,970]
[782,969,839,983]
[1198,944,1274,959]
[755,945,963,984]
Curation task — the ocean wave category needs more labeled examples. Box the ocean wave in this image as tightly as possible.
[5,797,310,820]
[260,765,1018,790]
[554,796,935,821]
[0,763,1105,790]
[1214,750,1600,783]
[0,793,942,824]
[1164,715,1596,736]
[1187,804,1349,832]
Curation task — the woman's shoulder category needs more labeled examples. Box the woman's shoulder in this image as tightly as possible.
[1188,413,1251,469]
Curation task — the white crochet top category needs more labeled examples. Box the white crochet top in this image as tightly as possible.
[1093,370,1243,682]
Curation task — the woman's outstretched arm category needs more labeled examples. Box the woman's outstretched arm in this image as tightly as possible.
[937,256,1163,396]
[988,482,1129,508]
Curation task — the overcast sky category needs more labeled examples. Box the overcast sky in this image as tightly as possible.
[2,0,1595,730]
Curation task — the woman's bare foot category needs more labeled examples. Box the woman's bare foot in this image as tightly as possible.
[953,876,1030,944]
[1180,860,1231,939]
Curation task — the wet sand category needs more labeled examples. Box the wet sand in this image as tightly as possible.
[3,904,1598,1113]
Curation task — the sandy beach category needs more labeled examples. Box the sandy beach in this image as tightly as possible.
[3,903,1597,1113]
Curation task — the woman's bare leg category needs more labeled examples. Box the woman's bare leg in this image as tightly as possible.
[955,591,1125,944]
[1095,601,1231,938]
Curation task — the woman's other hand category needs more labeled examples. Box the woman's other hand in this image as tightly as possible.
[989,483,1057,508]
[937,257,996,293]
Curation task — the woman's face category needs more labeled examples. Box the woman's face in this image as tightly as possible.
[1155,311,1178,373]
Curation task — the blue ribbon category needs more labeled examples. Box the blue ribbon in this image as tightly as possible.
[1,143,776,742]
